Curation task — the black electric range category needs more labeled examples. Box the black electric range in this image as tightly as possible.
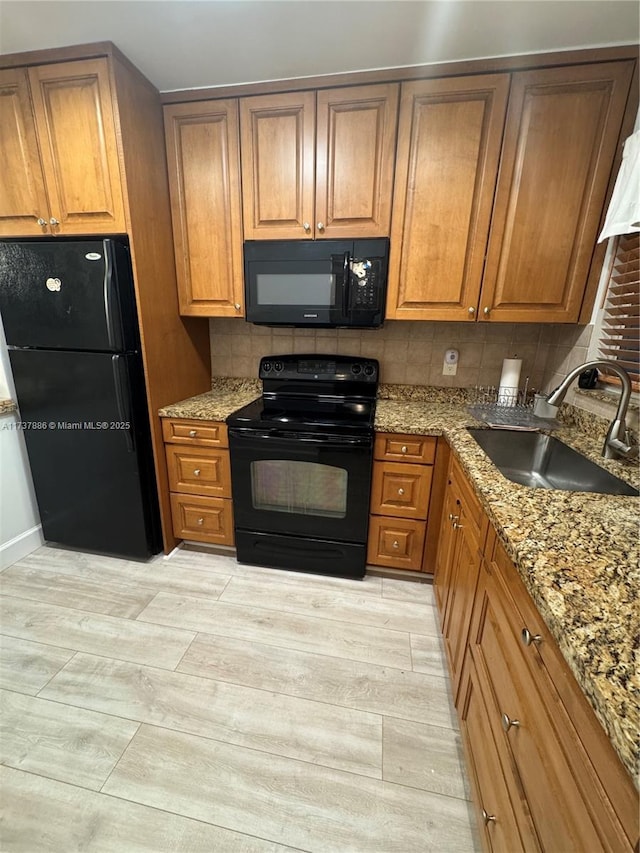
[226,354,379,578]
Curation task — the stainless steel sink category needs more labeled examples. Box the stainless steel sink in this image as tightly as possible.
[467,429,639,496]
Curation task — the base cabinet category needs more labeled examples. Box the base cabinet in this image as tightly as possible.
[367,433,436,571]
[434,454,638,852]
[162,418,234,546]
[434,454,488,693]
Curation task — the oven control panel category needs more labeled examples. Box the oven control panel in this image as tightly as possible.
[260,355,379,383]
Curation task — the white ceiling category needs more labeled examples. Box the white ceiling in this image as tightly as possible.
[1,1,638,93]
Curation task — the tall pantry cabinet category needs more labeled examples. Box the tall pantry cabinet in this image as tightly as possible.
[0,43,211,552]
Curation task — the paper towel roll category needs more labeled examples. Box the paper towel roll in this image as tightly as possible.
[498,357,522,407]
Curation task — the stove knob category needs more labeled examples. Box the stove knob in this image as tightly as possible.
[274,361,284,372]
[351,363,362,375]
[363,364,375,377]
[263,361,272,372]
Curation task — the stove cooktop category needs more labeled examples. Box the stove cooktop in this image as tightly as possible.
[226,395,375,434]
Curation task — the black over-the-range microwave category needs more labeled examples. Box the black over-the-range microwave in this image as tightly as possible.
[243,238,390,328]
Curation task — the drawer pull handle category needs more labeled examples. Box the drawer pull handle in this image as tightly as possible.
[392,540,400,549]
[501,713,520,732]
[401,445,408,454]
[193,469,201,476]
[189,429,197,437]
[197,517,204,526]
[482,809,496,826]
[453,520,463,530]
[521,628,542,647]
[398,488,405,496]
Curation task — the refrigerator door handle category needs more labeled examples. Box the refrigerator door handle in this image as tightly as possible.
[103,241,123,351]
[112,355,135,453]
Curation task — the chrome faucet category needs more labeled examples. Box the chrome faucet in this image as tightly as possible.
[546,360,638,460]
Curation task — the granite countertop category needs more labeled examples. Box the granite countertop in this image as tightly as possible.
[160,378,639,781]
[0,398,17,415]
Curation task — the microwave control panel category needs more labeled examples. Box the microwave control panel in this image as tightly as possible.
[349,258,382,310]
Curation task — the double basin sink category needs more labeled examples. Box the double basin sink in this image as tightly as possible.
[467,428,638,496]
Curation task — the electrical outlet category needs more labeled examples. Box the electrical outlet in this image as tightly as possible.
[443,348,459,376]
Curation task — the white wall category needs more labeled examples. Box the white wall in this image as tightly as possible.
[0,321,43,568]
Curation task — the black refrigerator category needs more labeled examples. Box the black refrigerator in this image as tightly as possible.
[0,238,162,559]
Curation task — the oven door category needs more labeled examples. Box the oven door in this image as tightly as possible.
[228,427,373,543]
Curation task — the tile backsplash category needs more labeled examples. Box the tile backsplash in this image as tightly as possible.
[209,318,593,394]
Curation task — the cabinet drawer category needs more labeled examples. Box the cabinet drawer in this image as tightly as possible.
[367,516,426,570]
[459,656,537,853]
[370,462,432,519]
[162,418,228,447]
[374,433,436,464]
[166,445,231,496]
[170,493,234,545]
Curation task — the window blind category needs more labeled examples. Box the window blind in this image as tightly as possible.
[598,232,640,388]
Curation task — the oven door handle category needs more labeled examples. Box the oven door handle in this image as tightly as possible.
[228,427,372,448]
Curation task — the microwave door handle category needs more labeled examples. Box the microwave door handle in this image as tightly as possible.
[342,252,350,317]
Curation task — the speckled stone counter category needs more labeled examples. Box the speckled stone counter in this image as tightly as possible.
[0,399,17,415]
[158,378,260,421]
[160,379,639,781]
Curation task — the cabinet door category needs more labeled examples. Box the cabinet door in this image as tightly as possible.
[441,504,483,693]
[240,91,315,239]
[459,658,537,853]
[481,61,634,323]
[0,68,50,237]
[387,75,509,320]
[433,484,459,619]
[164,100,244,316]
[28,59,126,235]
[315,84,398,238]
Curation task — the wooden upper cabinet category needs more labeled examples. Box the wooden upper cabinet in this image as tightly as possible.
[315,84,399,238]
[240,91,315,239]
[164,100,244,316]
[386,75,509,320]
[481,61,635,323]
[240,84,399,239]
[27,59,127,235]
[0,68,50,237]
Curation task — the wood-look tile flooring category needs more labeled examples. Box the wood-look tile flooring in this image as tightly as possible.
[0,545,479,852]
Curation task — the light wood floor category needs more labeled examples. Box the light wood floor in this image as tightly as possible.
[0,545,479,852]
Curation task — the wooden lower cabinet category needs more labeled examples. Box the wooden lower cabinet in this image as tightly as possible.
[163,418,234,546]
[367,433,438,571]
[434,451,638,852]
[458,656,538,852]
[434,454,488,693]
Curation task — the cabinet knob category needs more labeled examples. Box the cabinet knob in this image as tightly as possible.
[398,488,405,496]
[468,306,475,315]
[483,306,491,316]
[197,517,204,526]
[234,303,241,311]
[193,469,201,476]
[49,218,59,226]
[401,445,408,454]
[453,520,463,530]
[36,217,47,227]
[317,222,325,231]
[303,222,311,232]
[189,429,197,437]
[501,713,520,732]
[481,809,496,826]
[521,628,542,646]
[451,515,459,528]
[392,540,400,549]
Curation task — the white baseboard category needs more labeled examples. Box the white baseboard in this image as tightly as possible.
[0,525,44,570]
